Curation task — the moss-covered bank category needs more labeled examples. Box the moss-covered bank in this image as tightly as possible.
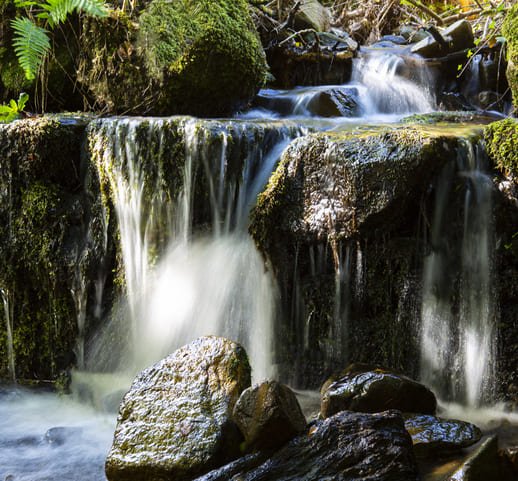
[0,118,112,381]
[484,118,518,177]
[503,4,518,110]
[79,0,267,116]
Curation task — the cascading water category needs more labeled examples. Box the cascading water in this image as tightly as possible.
[1,287,15,382]
[87,117,306,381]
[352,52,436,115]
[420,139,496,407]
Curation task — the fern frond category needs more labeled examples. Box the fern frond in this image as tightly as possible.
[11,17,51,80]
[42,0,108,26]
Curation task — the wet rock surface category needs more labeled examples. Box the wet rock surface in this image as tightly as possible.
[232,380,307,451]
[320,364,437,417]
[105,336,251,481]
[404,415,482,457]
[411,20,474,58]
[198,410,419,481]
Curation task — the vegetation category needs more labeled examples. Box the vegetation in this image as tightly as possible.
[11,0,109,81]
[484,117,518,177]
[0,92,29,123]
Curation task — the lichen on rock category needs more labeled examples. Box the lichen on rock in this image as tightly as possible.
[503,4,518,110]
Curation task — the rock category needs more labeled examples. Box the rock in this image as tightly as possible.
[503,4,518,109]
[232,380,307,451]
[411,20,474,58]
[266,30,355,88]
[78,0,266,116]
[320,364,437,417]
[449,435,500,481]
[294,0,331,32]
[197,410,419,481]
[251,126,460,244]
[404,415,482,457]
[105,336,251,481]
[306,88,359,117]
[45,427,84,446]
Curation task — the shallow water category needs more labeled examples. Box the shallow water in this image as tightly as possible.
[0,388,115,481]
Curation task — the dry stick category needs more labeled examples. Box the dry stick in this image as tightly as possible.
[442,9,482,25]
[278,28,317,47]
[402,0,444,25]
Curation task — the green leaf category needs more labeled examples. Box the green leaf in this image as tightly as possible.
[17,92,29,111]
[11,17,51,80]
[9,99,18,111]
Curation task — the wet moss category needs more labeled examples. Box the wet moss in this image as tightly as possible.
[484,118,518,177]
[0,118,108,381]
[503,4,518,109]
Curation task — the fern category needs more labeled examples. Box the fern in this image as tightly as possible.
[11,0,109,80]
[40,0,109,27]
[11,17,51,80]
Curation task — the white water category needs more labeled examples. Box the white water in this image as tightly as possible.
[242,51,436,122]
[0,389,114,481]
[88,118,306,381]
[352,52,436,115]
[1,287,15,382]
[420,140,495,407]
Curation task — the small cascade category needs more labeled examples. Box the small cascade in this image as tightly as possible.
[71,271,87,370]
[352,52,436,115]
[420,138,495,407]
[1,287,15,382]
[87,117,306,380]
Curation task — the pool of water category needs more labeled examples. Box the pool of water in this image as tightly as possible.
[0,388,115,481]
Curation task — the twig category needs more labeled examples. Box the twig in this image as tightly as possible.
[278,28,317,47]
[402,0,444,26]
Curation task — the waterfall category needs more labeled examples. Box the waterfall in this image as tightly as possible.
[87,117,306,381]
[352,52,436,115]
[420,138,495,407]
[1,287,15,382]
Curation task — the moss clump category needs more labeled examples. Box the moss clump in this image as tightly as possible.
[80,0,266,116]
[484,118,518,177]
[503,4,518,110]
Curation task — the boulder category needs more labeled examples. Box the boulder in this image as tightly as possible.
[251,126,460,245]
[306,87,359,117]
[105,336,251,481]
[503,5,518,109]
[266,30,355,88]
[404,415,482,457]
[320,364,437,417]
[411,20,474,58]
[78,0,267,116]
[294,0,332,32]
[232,380,307,451]
[197,410,419,481]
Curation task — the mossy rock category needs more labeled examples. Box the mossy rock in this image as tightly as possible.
[503,4,518,110]
[79,0,267,116]
[484,118,518,177]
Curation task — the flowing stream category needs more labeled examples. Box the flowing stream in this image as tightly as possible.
[0,50,505,480]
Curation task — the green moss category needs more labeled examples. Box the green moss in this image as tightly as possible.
[80,0,266,115]
[503,4,518,109]
[484,118,518,177]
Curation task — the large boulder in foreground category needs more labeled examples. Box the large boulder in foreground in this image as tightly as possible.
[79,0,267,116]
[105,336,251,481]
[198,410,419,481]
[404,414,482,457]
[503,5,518,110]
[232,380,307,452]
[320,364,437,417]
